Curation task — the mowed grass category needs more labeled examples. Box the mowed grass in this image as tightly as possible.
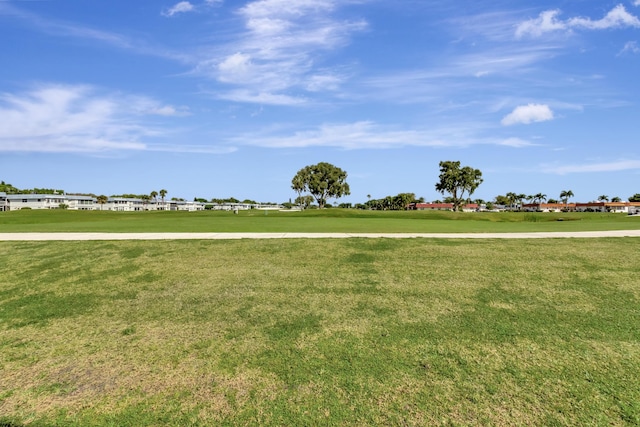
[1,238,639,426]
[1,208,640,233]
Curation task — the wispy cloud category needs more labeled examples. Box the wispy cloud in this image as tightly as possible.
[619,40,640,54]
[498,137,538,148]
[0,84,197,153]
[543,159,640,174]
[161,0,222,17]
[162,1,195,17]
[198,0,367,104]
[0,2,192,63]
[230,120,535,150]
[502,104,554,126]
[516,5,640,38]
[0,2,132,48]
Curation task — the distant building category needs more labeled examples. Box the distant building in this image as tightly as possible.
[0,192,7,212]
[575,202,640,213]
[0,192,280,212]
[409,202,479,211]
[522,203,573,212]
[410,203,453,211]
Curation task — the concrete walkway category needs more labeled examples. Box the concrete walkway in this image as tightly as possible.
[1,230,640,240]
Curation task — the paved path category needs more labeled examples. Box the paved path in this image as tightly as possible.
[1,230,640,240]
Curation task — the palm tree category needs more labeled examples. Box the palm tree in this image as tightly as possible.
[141,194,151,210]
[597,195,609,202]
[159,189,167,210]
[517,193,527,210]
[559,190,574,208]
[506,192,518,209]
[611,196,622,202]
[96,195,108,211]
[533,193,547,204]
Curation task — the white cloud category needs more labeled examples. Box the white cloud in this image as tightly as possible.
[516,5,640,38]
[543,160,640,174]
[568,5,640,29]
[516,10,567,38]
[197,0,367,105]
[498,137,537,147]
[0,2,133,49]
[162,0,222,17]
[232,121,436,149]
[230,121,535,150]
[0,84,191,153]
[217,89,307,106]
[501,104,554,126]
[619,40,640,54]
[163,1,195,17]
[635,0,640,6]
[306,73,343,92]
[217,52,253,83]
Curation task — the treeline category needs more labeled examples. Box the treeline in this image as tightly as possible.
[491,191,640,206]
[0,181,64,195]
[361,193,424,210]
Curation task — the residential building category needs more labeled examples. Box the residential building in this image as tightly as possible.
[522,203,574,212]
[5,194,69,210]
[0,192,7,212]
[575,202,640,213]
[410,203,454,211]
[409,202,479,211]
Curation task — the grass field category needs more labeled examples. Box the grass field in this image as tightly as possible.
[1,208,639,233]
[1,238,639,426]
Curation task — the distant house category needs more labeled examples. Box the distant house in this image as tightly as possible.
[522,203,574,212]
[409,202,479,211]
[65,195,97,210]
[575,202,640,213]
[410,203,453,211]
[0,192,284,213]
[5,194,70,210]
[0,192,7,212]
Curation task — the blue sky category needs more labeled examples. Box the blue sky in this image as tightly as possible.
[1,0,639,204]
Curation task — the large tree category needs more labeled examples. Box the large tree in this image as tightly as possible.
[291,162,350,209]
[434,161,483,212]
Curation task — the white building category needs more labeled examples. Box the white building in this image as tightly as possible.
[0,192,7,212]
[4,194,70,210]
[0,193,279,212]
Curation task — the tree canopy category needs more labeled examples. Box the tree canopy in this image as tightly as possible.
[560,190,574,205]
[364,193,420,210]
[291,162,350,209]
[434,161,483,212]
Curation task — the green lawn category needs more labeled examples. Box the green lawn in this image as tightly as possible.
[1,208,639,233]
[1,238,639,426]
